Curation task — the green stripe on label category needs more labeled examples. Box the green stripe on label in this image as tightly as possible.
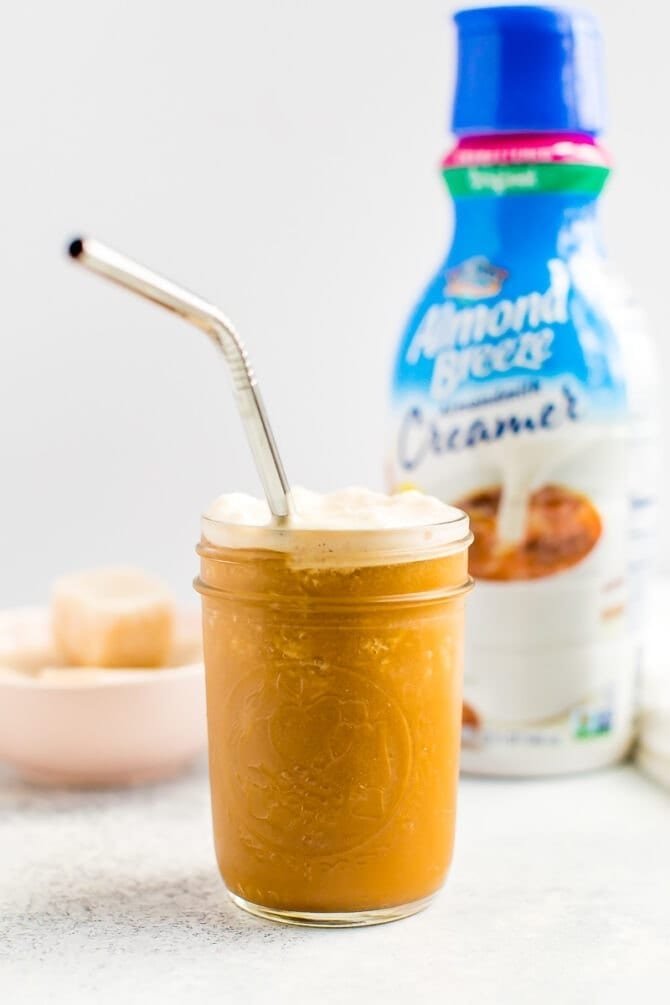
[444,163,610,197]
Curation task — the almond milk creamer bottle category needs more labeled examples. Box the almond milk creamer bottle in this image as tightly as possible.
[388,6,658,774]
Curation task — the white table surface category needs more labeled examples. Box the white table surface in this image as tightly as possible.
[1,758,669,1004]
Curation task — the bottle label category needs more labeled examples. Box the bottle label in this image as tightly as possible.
[389,161,656,774]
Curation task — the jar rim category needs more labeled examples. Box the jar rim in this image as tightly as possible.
[199,511,472,568]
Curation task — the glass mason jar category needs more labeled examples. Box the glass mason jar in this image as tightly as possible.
[195,512,472,927]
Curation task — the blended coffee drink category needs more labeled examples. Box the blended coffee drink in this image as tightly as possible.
[195,487,472,926]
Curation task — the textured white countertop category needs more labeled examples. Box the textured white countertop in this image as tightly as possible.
[1,760,669,1003]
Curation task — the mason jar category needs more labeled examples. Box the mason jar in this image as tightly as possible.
[195,510,472,927]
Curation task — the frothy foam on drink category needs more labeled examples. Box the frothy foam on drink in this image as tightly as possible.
[202,487,470,564]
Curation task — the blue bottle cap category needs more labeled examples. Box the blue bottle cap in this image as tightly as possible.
[451,6,607,136]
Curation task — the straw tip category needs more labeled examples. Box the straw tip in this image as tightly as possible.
[67,237,84,259]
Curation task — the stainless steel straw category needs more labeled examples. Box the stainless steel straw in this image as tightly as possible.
[68,237,292,519]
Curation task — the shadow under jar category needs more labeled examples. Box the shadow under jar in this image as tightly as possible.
[195,513,472,927]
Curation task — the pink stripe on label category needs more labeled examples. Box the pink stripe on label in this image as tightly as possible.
[443,134,611,169]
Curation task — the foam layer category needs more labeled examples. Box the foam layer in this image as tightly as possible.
[202,486,470,565]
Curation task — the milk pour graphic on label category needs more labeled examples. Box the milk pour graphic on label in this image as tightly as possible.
[387,7,658,775]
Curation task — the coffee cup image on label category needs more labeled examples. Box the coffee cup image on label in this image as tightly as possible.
[457,482,601,581]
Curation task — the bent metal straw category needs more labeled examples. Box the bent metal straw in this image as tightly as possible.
[68,237,292,520]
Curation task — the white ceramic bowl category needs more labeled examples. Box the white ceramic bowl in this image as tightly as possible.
[0,608,207,786]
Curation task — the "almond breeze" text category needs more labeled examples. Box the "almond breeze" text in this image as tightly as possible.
[404,261,570,401]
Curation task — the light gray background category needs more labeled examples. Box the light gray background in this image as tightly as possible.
[1,0,666,604]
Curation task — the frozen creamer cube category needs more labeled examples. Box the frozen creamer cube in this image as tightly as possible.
[0,608,65,674]
[51,566,176,668]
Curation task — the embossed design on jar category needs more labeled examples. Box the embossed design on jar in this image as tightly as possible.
[225,661,413,857]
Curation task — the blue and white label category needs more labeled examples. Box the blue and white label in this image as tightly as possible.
[387,176,657,776]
